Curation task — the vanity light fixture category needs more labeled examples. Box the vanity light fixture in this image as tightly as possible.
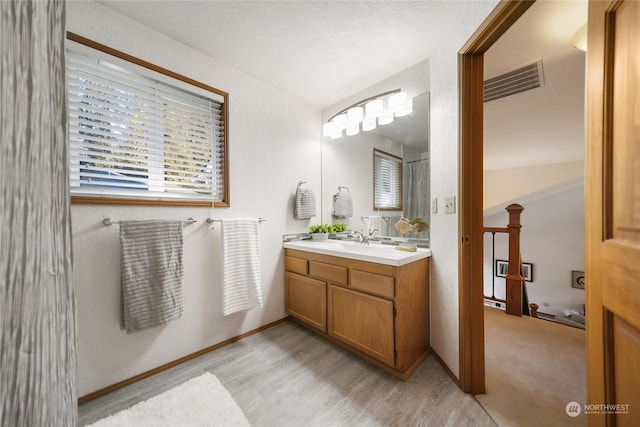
[323,89,413,139]
[571,23,587,52]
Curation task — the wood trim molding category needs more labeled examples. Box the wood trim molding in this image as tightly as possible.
[431,349,462,389]
[70,196,219,207]
[78,317,289,405]
[459,1,535,55]
[66,32,228,97]
[457,0,534,394]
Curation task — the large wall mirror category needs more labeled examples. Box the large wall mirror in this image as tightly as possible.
[321,92,430,245]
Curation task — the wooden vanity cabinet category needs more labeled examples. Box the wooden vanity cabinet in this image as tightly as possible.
[327,284,395,367]
[285,272,326,332]
[284,248,430,380]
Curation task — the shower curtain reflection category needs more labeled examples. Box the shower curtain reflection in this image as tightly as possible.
[403,158,430,237]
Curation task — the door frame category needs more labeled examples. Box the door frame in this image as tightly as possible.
[457,0,535,394]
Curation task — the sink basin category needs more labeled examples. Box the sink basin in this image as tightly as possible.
[283,240,431,266]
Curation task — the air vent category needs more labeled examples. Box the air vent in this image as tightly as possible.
[484,60,544,102]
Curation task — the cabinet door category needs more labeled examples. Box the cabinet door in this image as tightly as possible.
[285,272,326,332]
[327,285,395,367]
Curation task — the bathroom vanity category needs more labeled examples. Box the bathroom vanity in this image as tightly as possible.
[283,240,431,380]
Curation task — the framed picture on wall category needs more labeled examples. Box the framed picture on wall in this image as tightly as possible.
[495,260,508,278]
[495,259,533,282]
[522,262,533,282]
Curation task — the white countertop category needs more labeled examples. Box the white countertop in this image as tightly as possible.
[283,240,431,266]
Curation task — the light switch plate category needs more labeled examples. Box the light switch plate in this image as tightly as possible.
[445,196,456,214]
[431,198,438,214]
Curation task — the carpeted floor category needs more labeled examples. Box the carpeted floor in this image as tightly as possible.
[476,306,587,427]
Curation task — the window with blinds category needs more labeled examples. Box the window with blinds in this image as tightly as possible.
[66,34,228,206]
[373,149,403,210]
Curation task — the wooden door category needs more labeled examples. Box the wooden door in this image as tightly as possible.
[285,272,327,332]
[327,285,395,367]
[586,1,640,425]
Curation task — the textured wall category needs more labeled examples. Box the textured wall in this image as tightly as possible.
[1,1,77,424]
[427,1,499,378]
[67,1,321,396]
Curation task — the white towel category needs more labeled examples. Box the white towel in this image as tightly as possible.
[222,219,263,316]
[295,186,316,220]
[332,188,353,218]
[119,220,184,334]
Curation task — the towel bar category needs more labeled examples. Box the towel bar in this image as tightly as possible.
[102,217,197,226]
[206,218,267,224]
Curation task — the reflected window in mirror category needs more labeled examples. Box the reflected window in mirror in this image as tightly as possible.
[321,89,430,246]
[373,149,403,210]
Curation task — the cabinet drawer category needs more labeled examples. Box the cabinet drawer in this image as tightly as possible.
[350,269,395,299]
[309,261,348,285]
[285,255,308,275]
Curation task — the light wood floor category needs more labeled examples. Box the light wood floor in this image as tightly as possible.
[78,320,496,426]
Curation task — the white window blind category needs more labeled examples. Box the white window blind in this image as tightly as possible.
[374,149,402,210]
[66,46,226,204]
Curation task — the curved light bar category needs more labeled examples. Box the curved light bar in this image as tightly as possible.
[323,89,413,138]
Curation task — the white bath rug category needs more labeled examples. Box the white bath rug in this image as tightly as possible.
[88,373,250,427]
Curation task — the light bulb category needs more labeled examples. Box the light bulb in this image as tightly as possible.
[365,99,383,118]
[330,127,343,139]
[347,106,364,124]
[362,116,376,131]
[346,122,360,136]
[332,113,348,130]
[394,98,413,117]
[389,92,409,114]
[378,110,394,125]
[322,122,334,137]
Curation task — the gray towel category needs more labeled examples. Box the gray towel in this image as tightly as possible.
[119,220,184,334]
[295,187,316,220]
[332,188,353,218]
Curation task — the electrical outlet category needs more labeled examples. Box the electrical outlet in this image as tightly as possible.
[431,198,438,214]
[572,271,585,290]
[444,196,456,214]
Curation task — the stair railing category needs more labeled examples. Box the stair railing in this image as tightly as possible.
[483,204,526,316]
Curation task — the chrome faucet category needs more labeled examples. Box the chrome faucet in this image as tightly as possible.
[352,229,378,245]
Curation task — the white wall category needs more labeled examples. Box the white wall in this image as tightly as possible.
[484,40,586,171]
[68,1,321,396]
[484,161,584,210]
[426,2,499,378]
[483,183,585,316]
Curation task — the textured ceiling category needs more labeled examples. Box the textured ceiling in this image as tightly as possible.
[485,0,587,78]
[97,0,467,109]
[96,0,588,171]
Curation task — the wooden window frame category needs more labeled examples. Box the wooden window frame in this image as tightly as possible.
[66,32,229,207]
